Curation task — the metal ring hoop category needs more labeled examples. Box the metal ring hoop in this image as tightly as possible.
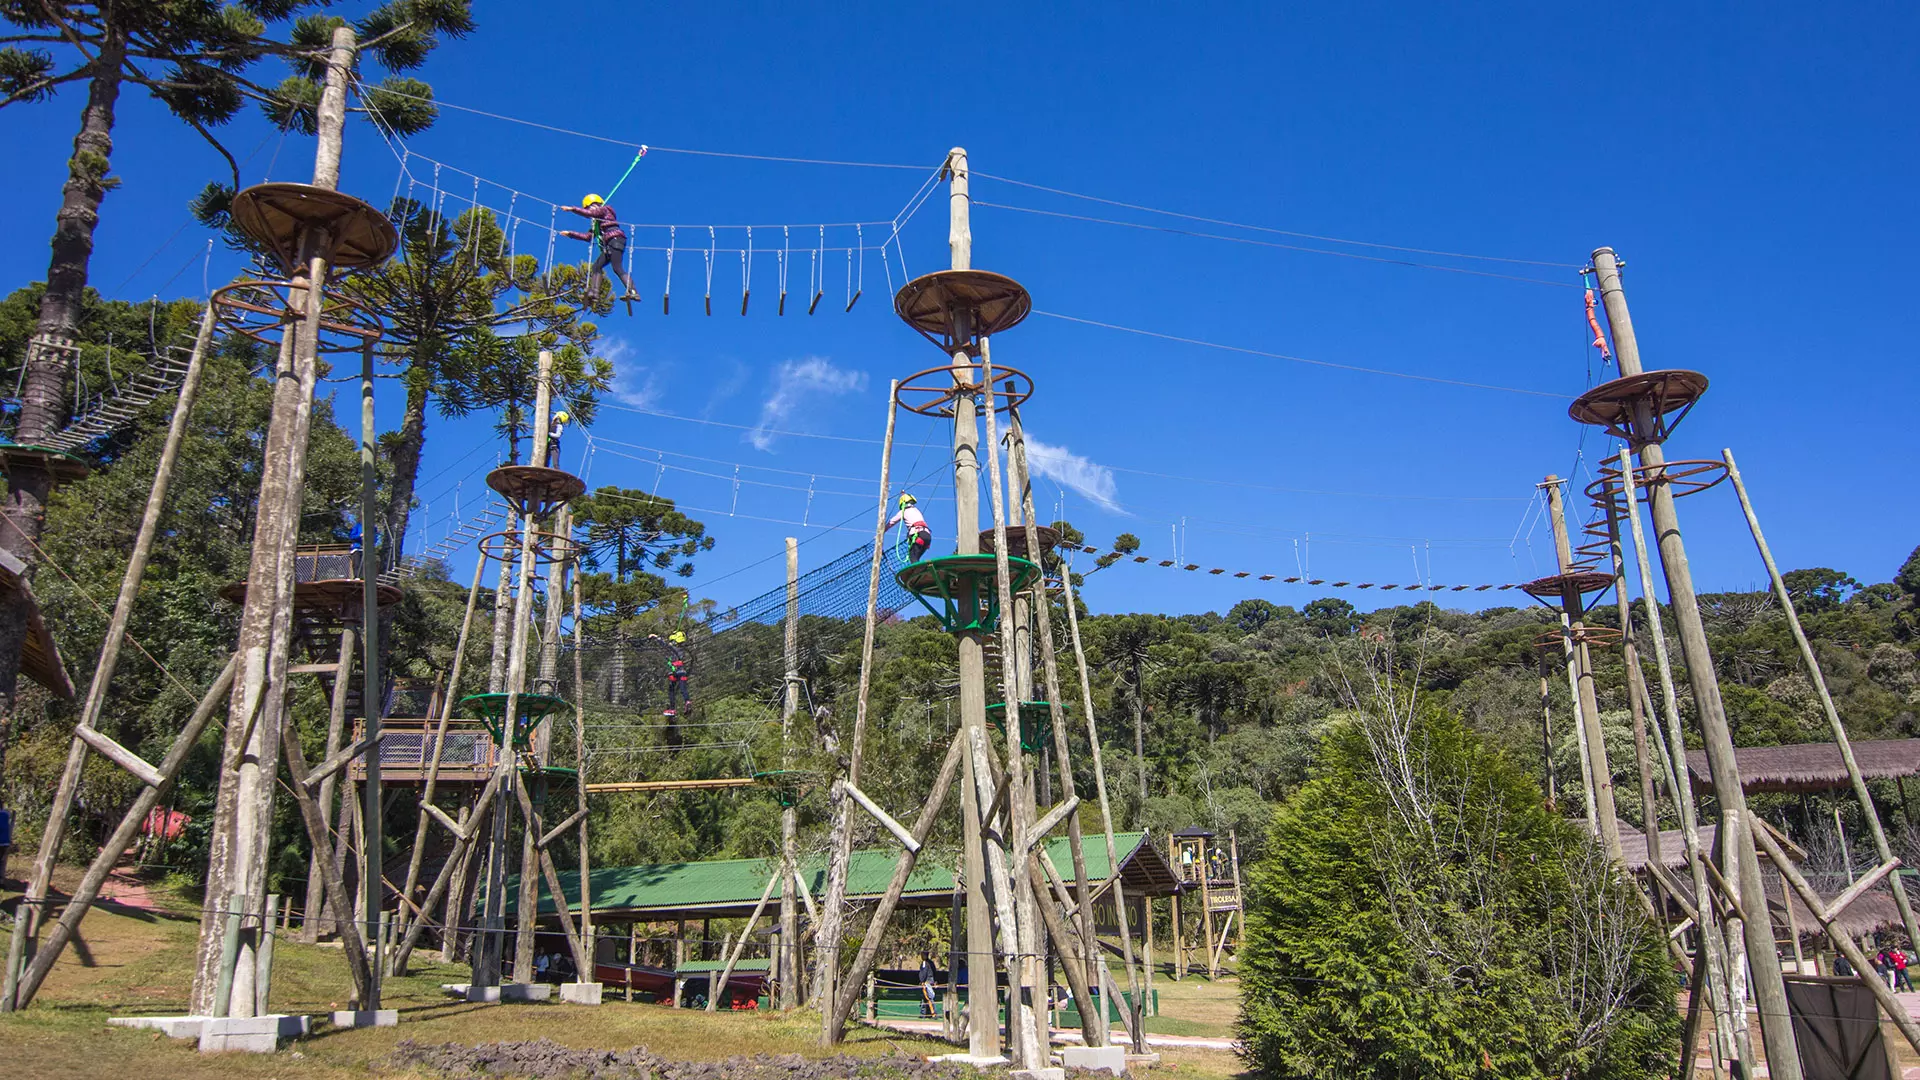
[1533,625,1624,650]
[477,528,577,568]
[895,362,1035,418]
[211,278,384,354]
[1585,459,1730,508]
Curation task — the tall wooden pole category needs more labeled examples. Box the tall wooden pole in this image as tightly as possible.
[571,570,594,974]
[1594,248,1799,1078]
[2,301,219,1009]
[1009,404,1103,1048]
[1536,652,1557,808]
[357,341,384,1006]
[1723,449,1920,950]
[779,537,800,1009]
[191,26,358,1017]
[941,147,998,1061]
[508,353,557,985]
[814,379,896,1030]
[1059,556,1145,1051]
[306,627,355,941]
[1545,476,1619,855]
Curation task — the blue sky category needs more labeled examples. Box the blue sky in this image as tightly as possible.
[2,3,1915,616]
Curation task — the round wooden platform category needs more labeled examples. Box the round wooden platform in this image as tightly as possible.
[0,444,90,485]
[1533,626,1624,650]
[893,270,1032,347]
[486,465,585,517]
[1568,370,1709,444]
[211,278,383,352]
[1520,570,1616,601]
[229,183,398,272]
[977,525,1060,559]
[894,361,1034,417]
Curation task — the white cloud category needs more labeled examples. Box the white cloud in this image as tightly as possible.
[600,337,661,409]
[1024,435,1121,513]
[748,357,867,450]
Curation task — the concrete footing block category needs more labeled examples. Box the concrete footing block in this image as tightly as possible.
[1061,1046,1129,1075]
[464,984,502,1002]
[109,1015,207,1040]
[197,1013,310,1053]
[329,1009,398,1028]
[500,983,552,1003]
[559,982,603,1005]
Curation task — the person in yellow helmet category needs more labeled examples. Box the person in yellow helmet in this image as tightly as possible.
[546,410,570,468]
[887,492,932,561]
[647,629,692,716]
[560,193,640,307]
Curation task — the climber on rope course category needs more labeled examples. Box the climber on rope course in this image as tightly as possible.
[646,629,692,717]
[547,409,570,468]
[561,193,642,311]
[887,492,932,562]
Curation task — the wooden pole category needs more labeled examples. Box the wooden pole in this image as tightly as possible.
[357,339,384,1010]
[571,569,594,974]
[1008,403,1104,1047]
[1537,652,1557,808]
[1751,823,1920,1055]
[393,765,507,972]
[507,355,557,985]
[393,555,487,960]
[709,870,781,1012]
[191,25,359,1018]
[277,693,374,1005]
[979,345,1042,1069]
[2,302,220,1010]
[1619,446,1745,1070]
[1724,448,1920,951]
[1545,476,1615,846]
[779,537,800,1009]
[814,378,897,1026]
[6,655,239,1009]
[305,627,355,942]
[1058,555,1146,1051]
[825,730,966,1039]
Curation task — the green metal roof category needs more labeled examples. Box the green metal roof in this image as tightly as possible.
[526,830,1166,918]
[675,958,771,974]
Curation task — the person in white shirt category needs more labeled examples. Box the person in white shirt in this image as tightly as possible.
[887,492,932,562]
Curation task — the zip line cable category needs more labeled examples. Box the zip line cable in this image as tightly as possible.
[975,200,1577,288]
[973,170,1583,269]
[1033,310,1573,399]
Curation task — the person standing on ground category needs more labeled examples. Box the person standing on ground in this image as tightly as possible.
[919,953,938,1017]
[1896,946,1913,992]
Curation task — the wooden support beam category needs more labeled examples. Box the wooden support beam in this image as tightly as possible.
[844,782,920,854]
[1646,862,1701,924]
[304,729,390,790]
[539,808,587,850]
[389,767,506,973]
[422,802,463,838]
[1023,796,1079,853]
[73,725,164,788]
[708,870,781,1012]
[1751,822,1920,1056]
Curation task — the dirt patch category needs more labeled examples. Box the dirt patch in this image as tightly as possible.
[390,1039,1008,1080]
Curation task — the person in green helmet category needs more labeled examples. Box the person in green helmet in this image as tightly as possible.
[887,492,932,562]
[647,629,691,716]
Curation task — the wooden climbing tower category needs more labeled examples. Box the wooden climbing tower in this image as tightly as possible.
[812,149,1145,1069]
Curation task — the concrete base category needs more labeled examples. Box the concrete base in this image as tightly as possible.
[930,1053,1010,1068]
[558,982,603,1005]
[1013,1070,1066,1080]
[463,985,501,1003]
[501,983,552,1003]
[109,1015,207,1040]
[197,1014,310,1054]
[329,1009,398,1028]
[1061,1046,1128,1075]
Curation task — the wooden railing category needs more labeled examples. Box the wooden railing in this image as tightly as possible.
[349,717,496,782]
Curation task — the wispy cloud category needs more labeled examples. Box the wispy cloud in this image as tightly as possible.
[601,337,661,409]
[1025,435,1122,513]
[748,357,867,450]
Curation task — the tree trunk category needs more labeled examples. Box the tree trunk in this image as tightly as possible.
[1131,665,1147,809]
[383,374,430,566]
[0,27,130,781]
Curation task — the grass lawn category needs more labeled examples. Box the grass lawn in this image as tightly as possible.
[4,867,1248,1079]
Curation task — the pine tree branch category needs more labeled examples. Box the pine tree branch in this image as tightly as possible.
[29,0,92,62]
[0,67,86,106]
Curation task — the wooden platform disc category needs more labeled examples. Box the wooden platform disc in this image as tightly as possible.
[486,465,585,515]
[893,270,1032,343]
[0,444,90,485]
[978,525,1060,559]
[230,183,398,272]
[1520,570,1616,600]
[1568,370,1709,431]
[894,361,1034,417]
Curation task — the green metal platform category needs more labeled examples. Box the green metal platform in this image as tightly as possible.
[895,553,1039,635]
[986,701,1057,752]
[460,691,571,745]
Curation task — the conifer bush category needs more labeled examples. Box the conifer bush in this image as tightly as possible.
[1237,706,1679,1079]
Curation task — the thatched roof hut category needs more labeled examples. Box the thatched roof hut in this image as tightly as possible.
[1684,740,1920,795]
